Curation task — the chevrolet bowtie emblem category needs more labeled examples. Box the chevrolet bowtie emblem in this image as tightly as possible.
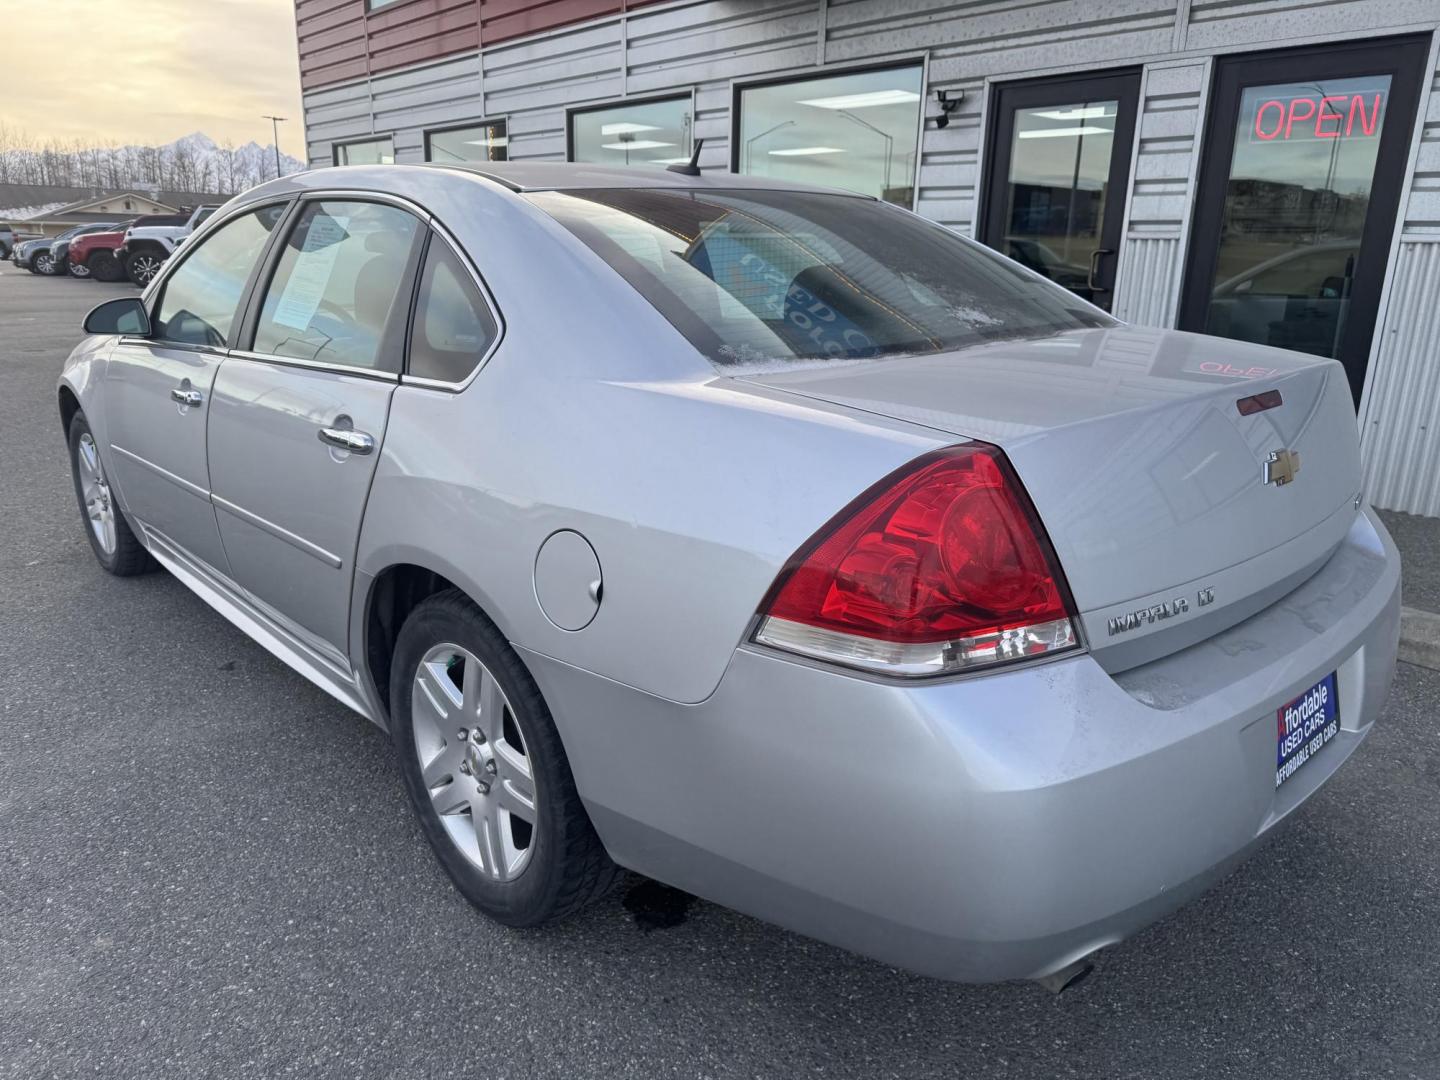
[1265,448,1301,486]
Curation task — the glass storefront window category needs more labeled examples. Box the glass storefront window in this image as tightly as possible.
[735,65,923,206]
[426,121,509,163]
[334,137,395,166]
[569,97,692,167]
[1200,75,1390,359]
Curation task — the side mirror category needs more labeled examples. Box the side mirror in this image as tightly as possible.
[83,297,150,337]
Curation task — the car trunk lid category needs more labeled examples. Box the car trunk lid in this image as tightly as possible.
[733,326,1361,672]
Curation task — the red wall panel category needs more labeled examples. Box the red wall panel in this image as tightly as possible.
[296,0,671,88]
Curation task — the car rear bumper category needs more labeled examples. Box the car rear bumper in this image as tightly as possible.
[519,507,1401,983]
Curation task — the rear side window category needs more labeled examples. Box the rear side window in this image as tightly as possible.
[153,205,286,347]
[407,239,498,383]
[253,200,421,372]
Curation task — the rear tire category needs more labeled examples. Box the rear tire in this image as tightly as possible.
[67,413,155,576]
[89,251,123,282]
[390,590,621,927]
[125,250,165,287]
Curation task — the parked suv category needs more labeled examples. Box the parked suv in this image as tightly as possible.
[115,205,219,286]
[7,230,45,262]
[48,223,122,278]
[64,222,136,281]
[24,225,101,275]
[12,235,52,269]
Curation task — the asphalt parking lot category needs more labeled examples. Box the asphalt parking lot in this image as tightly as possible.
[1,270,1438,1080]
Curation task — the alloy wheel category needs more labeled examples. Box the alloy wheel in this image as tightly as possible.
[411,643,538,881]
[69,260,90,278]
[131,254,162,285]
[35,253,53,274]
[75,432,116,555]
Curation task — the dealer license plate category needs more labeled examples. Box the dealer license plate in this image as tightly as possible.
[1275,672,1339,788]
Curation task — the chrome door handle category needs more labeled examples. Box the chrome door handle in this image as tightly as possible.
[170,387,203,407]
[318,427,375,455]
[1087,248,1114,292]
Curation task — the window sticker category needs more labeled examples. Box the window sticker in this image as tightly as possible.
[271,213,350,331]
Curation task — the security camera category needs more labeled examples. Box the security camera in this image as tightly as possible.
[932,88,963,129]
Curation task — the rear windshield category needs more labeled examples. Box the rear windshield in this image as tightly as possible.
[527,187,1111,368]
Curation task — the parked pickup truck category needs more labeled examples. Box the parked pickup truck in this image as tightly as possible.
[65,222,137,281]
[114,204,219,286]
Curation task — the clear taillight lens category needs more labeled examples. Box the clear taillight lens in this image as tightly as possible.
[753,444,1080,677]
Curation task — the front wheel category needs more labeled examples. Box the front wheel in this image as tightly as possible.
[33,252,54,275]
[390,591,620,927]
[88,251,124,282]
[67,258,89,278]
[68,413,154,576]
[125,250,164,287]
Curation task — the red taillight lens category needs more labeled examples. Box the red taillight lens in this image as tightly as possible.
[754,444,1079,676]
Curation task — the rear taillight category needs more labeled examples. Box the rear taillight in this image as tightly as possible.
[753,444,1079,677]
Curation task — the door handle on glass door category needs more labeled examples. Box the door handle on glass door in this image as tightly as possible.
[170,387,203,407]
[1087,248,1114,292]
[318,427,375,455]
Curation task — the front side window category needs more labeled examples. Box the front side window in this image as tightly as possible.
[407,239,499,382]
[153,205,286,347]
[736,64,924,206]
[253,200,420,371]
[569,96,692,167]
[529,187,1108,368]
[426,120,508,163]
[334,137,395,166]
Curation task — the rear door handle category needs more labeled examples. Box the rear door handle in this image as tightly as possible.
[318,427,375,455]
[170,387,203,407]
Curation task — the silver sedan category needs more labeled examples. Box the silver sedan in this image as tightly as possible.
[59,163,1400,986]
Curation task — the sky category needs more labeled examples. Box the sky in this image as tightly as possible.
[0,0,307,158]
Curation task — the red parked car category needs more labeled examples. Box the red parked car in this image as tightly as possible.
[65,222,135,282]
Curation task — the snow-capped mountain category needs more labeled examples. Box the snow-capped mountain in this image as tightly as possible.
[149,131,306,185]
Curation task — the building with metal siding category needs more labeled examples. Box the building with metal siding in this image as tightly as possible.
[294,0,1440,516]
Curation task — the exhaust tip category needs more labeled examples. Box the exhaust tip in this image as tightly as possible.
[1032,956,1096,995]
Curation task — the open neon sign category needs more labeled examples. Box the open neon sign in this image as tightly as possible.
[1249,90,1386,143]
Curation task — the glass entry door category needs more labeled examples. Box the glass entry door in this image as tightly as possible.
[980,70,1141,311]
[1180,37,1429,403]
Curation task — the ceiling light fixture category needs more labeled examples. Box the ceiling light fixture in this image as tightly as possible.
[601,139,675,150]
[796,89,921,110]
[1031,106,1116,121]
[600,122,661,135]
[1016,125,1112,139]
[768,146,846,156]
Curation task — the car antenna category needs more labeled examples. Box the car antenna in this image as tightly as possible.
[666,138,704,177]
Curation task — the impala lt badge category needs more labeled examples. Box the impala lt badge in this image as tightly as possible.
[1107,585,1218,636]
[1265,448,1300,486]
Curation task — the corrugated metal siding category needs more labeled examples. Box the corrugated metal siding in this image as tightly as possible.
[1359,54,1440,516]
[298,0,1440,513]
[1112,60,1208,327]
[1362,240,1440,515]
